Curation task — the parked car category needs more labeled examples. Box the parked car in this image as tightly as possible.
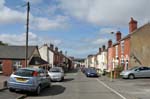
[48,67,64,81]
[7,68,51,95]
[81,68,88,73]
[85,68,99,77]
[120,66,150,79]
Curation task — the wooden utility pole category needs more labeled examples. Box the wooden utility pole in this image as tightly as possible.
[25,2,30,67]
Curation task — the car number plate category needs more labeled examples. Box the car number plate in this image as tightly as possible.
[16,78,27,82]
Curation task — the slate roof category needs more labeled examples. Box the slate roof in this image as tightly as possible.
[0,46,37,59]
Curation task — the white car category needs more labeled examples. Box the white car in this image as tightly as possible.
[48,67,64,81]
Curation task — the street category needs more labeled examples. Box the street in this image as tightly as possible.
[25,70,124,99]
[1,70,150,99]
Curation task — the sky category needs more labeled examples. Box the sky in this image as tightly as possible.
[0,0,150,58]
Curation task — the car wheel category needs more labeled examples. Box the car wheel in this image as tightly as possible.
[9,88,15,92]
[35,86,41,95]
[47,83,51,88]
[61,77,64,81]
[128,74,135,79]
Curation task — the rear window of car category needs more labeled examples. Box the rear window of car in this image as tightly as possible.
[14,69,35,77]
[50,68,61,72]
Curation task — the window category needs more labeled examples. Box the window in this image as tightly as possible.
[0,61,3,73]
[121,41,124,54]
[13,60,22,71]
[139,67,149,71]
[14,69,34,77]
[115,45,118,58]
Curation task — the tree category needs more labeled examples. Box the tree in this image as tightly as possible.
[0,41,8,46]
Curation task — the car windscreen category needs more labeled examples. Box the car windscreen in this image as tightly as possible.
[14,69,35,77]
[50,68,61,72]
[89,69,96,73]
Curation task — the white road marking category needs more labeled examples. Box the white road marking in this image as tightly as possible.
[96,79,127,99]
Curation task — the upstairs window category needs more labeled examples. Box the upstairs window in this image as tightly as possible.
[121,41,124,54]
[0,61,3,73]
[115,45,118,57]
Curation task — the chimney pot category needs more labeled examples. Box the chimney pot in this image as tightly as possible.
[55,47,58,52]
[108,40,112,48]
[60,50,63,54]
[116,31,122,41]
[99,48,102,53]
[44,44,47,46]
[102,45,106,51]
[50,44,54,50]
[129,17,137,33]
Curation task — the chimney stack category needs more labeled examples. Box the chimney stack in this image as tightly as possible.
[43,44,47,46]
[99,48,102,53]
[60,50,63,54]
[55,47,58,52]
[116,31,121,41]
[102,45,106,51]
[50,44,54,50]
[108,40,112,48]
[129,17,137,33]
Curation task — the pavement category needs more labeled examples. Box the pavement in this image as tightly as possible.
[99,75,150,99]
[0,75,9,91]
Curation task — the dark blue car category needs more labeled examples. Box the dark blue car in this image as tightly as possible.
[85,68,99,77]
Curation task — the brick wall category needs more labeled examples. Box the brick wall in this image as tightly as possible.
[21,60,26,68]
[2,59,26,76]
[2,60,13,76]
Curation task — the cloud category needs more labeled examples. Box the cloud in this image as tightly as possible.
[31,15,68,31]
[0,0,5,9]
[92,38,108,45]
[0,32,62,46]
[0,0,26,24]
[0,0,68,30]
[99,28,118,34]
[59,0,150,26]
[23,0,43,4]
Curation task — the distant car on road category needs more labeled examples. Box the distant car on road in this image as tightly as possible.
[7,68,51,95]
[48,67,64,81]
[85,68,99,77]
[120,66,150,79]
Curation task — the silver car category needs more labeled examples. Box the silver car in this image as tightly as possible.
[48,67,64,81]
[120,66,150,79]
[7,68,51,95]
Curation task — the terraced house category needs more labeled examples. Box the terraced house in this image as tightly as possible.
[86,17,150,74]
[107,17,150,73]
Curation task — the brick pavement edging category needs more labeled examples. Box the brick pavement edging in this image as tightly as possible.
[16,94,27,99]
[0,87,8,91]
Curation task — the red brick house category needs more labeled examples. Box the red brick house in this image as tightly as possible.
[107,31,122,72]
[117,17,137,70]
[107,17,143,71]
[0,45,48,76]
[49,45,73,71]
